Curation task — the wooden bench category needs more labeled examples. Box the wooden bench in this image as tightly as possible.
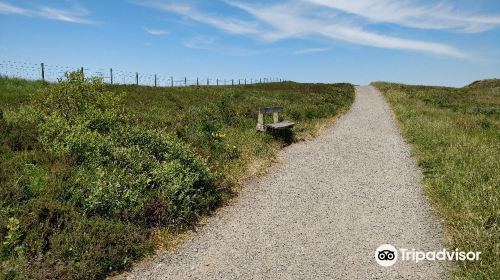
[256,107,295,132]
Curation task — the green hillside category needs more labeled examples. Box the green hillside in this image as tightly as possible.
[374,81,500,279]
[0,74,354,279]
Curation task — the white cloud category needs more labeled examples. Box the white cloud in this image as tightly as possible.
[183,35,261,56]
[0,1,96,25]
[303,0,500,33]
[144,27,169,35]
[38,6,96,24]
[228,1,468,58]
[292,47,330,55]
[132,0,495,59]
[0,2,30,15]
[184,36,216,50]
[134,1,260,34]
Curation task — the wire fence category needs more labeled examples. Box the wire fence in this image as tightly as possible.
[0,60,285,87]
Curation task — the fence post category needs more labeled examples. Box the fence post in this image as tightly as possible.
[41,63,45,81]
[171,76,174,87]
[232,79,234,86]
[216,79,219,86]
[185,77,187,86]
[197,77,199,86]
[207,78,209,86]
[80,67,84,80]
[110,68,113,84]
[136,72,139,85]
[154,74,157,87]
[245,78,247,85]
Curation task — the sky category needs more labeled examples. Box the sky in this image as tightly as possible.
[1,0,500,87]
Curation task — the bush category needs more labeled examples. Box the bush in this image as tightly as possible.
[0,72,221,279]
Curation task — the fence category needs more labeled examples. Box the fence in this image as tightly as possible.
[0,60,285,87]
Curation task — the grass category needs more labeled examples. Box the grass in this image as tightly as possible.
[373,80,500,279]
[110,81,355,183]
[0,75,354,280]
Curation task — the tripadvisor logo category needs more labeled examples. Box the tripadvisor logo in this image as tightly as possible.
[375,244,481,267]
[375,244,398,267]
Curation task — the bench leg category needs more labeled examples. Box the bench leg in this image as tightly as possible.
[256,112,266,131]
[273,112,279,123]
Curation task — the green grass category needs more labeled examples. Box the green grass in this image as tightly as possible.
[0,75,354,280]
[109,81,355,183]
[373,80,500,279]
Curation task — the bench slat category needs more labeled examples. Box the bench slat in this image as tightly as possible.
[266,121,295,130]
[259,107,283,113]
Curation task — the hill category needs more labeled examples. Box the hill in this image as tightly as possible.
[466,78,500,89]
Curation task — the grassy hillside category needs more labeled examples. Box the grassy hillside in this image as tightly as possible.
[373,81,499,279]
[0,74,354,279]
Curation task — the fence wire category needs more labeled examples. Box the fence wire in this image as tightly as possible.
[0,60,283,87]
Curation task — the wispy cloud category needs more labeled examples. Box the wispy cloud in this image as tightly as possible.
[38,6,95,24]
[134,1,259,34]
[0,1,96,25]
[228,1,469,58]
[143,27,169,35]
[184,35,261,56]
[292,47,330,55]
[131,0,500,59]
[184,36,216,50]
[0,2,30,15]
[303,0,500,33]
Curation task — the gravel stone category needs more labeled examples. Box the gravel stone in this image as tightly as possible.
[122,86,446,279]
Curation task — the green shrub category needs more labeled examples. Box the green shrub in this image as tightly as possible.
[1,72,220,279]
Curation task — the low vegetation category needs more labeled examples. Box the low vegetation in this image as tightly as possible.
[374,80,499,279]
[0,74,354,279]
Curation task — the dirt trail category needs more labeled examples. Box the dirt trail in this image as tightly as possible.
[121,86,446,279]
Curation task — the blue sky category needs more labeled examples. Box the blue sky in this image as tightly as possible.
[1,0,500,87]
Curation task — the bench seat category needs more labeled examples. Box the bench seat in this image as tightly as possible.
[266,121,295,130]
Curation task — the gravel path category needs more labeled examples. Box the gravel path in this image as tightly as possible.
[122,86,446,279]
